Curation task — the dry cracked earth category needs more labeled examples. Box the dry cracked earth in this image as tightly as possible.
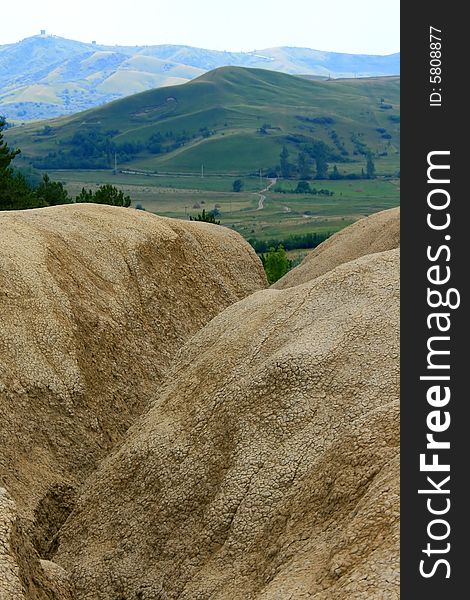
[0,204,400,599]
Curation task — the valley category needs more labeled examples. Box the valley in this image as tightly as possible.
[44,169,400,241]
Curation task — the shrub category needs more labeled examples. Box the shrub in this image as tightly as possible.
[232,179,244,192]
[295,180,311,193]
[260,245,292,284]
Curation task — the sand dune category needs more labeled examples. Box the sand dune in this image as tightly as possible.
[57,248,399,599]
[274,207,399,288]
[1,205,399,599]
[0,204,266,598]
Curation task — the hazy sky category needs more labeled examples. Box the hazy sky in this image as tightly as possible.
[2,0,400,54]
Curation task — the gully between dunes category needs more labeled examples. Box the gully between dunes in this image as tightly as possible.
[1,204,399,599]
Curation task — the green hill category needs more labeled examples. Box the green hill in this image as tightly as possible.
[7,67,400,176]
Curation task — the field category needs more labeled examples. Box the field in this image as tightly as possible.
[48,169,400,241]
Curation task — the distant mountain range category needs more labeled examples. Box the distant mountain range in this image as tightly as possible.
[0,35,400,121]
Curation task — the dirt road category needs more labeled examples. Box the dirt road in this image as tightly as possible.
[255,178,276,210]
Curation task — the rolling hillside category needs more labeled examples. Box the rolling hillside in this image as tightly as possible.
[7,67,400,176]
[0,35,400,121]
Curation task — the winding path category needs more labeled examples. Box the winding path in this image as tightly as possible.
[255,178,277,210]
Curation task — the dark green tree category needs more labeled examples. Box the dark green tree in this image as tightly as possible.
[190,208,221,225]
[262,245,292,284]
[330,165,341,180]
[295,180,311,194]
[75,184,131,207]
[36,173,71,206]
[314,153,328,179]
[232,179,244,192]
[0,169,45,211]
[366,153,376,179]
[297,151,313,179]
[76,187,94,203]
[94,184,131,207]
[279,145,292,178]
[0,116,20,170]
[304,140,330,179]
[0,116,45,210]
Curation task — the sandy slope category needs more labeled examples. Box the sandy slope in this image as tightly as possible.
[1,205,400,599]
[57,248,400,599]
[0,203,266,598]
[274,207,399,289]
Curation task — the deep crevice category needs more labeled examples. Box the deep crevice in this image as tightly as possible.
[30,483,77,560]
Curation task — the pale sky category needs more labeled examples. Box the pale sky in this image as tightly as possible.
[1,0,400,54]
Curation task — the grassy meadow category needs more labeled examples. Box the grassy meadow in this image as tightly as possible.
[48,169,400,241]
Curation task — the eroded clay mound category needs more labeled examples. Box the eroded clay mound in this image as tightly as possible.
[57,248,400,600]
[274,206,400,289]
[0,488,25,600]
[0,487,73,600]
[0,204,266,522]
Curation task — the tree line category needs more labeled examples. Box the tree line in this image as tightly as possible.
[277,143,375,180]
[249,231,331,254]
[32,126,206,170]
[0,117,132,210]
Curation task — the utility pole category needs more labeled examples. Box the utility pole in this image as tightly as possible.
[201,164,204,178]
[259,168,262,187]
[113,152,117,175]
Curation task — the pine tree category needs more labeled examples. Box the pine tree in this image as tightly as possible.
[75,185,131,207]
[94,184,131,207]
[232,179,244,192]
[304,140,329,180]
[295,180,311,194]
[366,153,376,179]
[0,116,20,171]
[190,208,221,225]
[76,187,94,203]
[297,151,313,179]
[330,165,341,180]
[315,154,328,180]
[0,116,44,210]
[36,174,71,206]
[280,146,292,178]
[0,169,44,211]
